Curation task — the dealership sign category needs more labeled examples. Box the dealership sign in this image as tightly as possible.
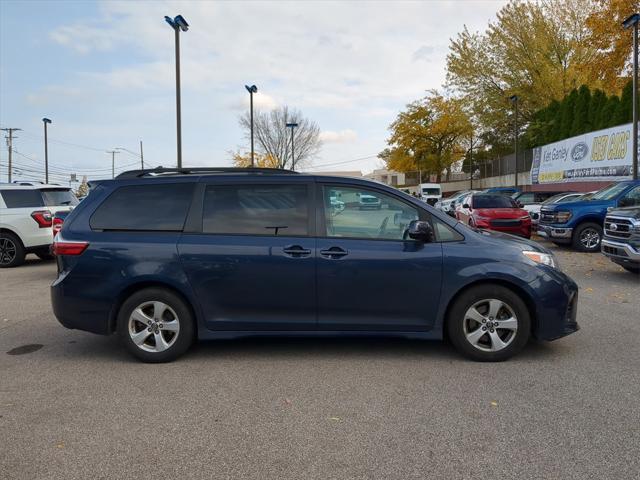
[530,122,637,184]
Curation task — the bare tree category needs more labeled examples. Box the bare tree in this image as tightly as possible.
[239,106,321,170]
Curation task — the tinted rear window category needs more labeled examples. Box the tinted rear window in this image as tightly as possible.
[0,189,44,208]
[41,189,79,206]
[203,184,309,236]
[473,195,517,209]
[90,183,194,231]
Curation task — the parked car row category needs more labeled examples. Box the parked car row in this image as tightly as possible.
[0,183,78,267]
[434,180,640,273]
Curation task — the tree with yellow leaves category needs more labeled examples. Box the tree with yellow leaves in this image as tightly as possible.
[383,91,472,183]
[230,150,280,168]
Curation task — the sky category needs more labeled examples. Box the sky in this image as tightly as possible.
[0,0,506,183]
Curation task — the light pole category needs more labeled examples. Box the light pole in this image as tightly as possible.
[286,122,298,170]
[469,131,473,190]
[116,145,144,169]
[624,13,639,180]
[42,118,51,184]
[164,14,189,168]
[107,150,119,179]
[245,85,258,167]
[509,95,519,188]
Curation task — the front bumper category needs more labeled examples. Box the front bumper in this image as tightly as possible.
[601,238,640,264]
[532,271,580,341]
[537,224,573,243]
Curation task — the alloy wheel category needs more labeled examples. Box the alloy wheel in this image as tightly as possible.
[463,299,518,352]
[128,301,180,353]
[0,238,17,265]
[579,228,600,249]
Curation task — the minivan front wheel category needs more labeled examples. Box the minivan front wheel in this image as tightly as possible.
[447,285,530,361]
[117,288,195,363]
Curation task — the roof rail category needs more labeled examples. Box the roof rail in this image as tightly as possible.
[116,167,299,179]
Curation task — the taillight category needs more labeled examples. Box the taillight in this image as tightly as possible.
[52,238,89,256]
[31,210,53,228]
[52,217,64,235]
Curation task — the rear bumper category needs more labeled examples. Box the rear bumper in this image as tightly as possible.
[537,224,573,243]
[51,269,112,335]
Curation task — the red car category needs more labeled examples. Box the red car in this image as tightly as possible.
[456,193,532,238]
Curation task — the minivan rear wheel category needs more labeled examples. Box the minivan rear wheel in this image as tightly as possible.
[117,288,195,363]
[446,285,530,361]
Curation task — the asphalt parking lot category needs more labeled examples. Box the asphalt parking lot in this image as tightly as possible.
[1,242,639,480]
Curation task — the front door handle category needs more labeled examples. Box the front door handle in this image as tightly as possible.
[320,247,348,259]
[283,245,312,257]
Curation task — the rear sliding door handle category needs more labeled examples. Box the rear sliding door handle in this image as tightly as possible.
[283,245,312,257]
[320,247,348,259]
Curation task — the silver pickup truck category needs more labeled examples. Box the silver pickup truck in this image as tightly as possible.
[601,206,640,274]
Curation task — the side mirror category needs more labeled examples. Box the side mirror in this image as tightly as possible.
[407,220,435,243]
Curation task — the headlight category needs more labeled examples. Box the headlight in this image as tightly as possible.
[520,215,530,220]
[522,250,558,269]
[555,211,572,223]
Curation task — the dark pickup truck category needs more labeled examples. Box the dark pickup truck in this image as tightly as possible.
[601,206,640,274]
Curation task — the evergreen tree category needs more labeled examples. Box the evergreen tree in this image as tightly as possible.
[558,89,578,140]
[571,85,591,136]
[589,89,607,131]
[600,96,621,129]
[617,80,633,125]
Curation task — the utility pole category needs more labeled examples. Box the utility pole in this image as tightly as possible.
[1,128,21,183]
[107,150,119,179]
[139,140,144,169]
[509,95,519,188]
[623,14,640,180]
[469,132,473,190]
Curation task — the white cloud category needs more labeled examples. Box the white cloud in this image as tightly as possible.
[320,129,357,143]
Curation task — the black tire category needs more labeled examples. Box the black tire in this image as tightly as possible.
[35,248,55,261]
[572,222,602,252]
[117,288,195,363]
[0,231,26,268]
[622,265,640,274]
[446,284,531,362]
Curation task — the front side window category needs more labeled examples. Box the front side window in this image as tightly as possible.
[0,189,44,208]
[203,184,309,236]
[619,186,640,207]
[322,186,418,240]
[90,183,194,231]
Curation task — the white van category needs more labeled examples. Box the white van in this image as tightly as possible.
[419,183,442,206]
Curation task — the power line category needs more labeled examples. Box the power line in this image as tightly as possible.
[307,154,379,170]
[16,130,107,152]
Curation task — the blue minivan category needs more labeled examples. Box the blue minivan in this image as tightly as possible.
[51,168,579,362]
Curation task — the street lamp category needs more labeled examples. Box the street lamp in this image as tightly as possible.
[286,122,298,170]
[245,84,258,167]
[164,14,189,168]
[42,118,52,184]
[509,95,519,188]
[623,13,639,180]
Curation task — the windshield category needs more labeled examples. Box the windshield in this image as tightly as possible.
[473,194,517,209]
[41,189,79,206]
[543,193,576,205]
[422,188,440,195]
[590,183,629,201]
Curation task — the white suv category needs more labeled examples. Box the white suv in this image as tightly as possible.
[0,183,78,267]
